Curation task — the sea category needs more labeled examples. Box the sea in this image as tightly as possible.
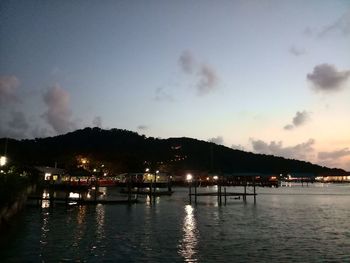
[1,183,350,262]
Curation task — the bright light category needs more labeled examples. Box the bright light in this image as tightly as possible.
[156,170,159,174]
[145,168,150,172]
[44,173,51,180]
[93,168,97,172]
[206,177,210,181]
[0,156,7,166]
[213,175,218,180]
[186,174,193,181]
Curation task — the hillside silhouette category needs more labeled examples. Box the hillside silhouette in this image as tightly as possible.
[0,127,345,175]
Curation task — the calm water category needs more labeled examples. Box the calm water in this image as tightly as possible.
[1,184,350,262]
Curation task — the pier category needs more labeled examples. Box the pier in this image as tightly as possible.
[188,176,257,205]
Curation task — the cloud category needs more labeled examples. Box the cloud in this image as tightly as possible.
[197,64,219,95]
[231,144,244,151]
[0,111,29,139]
[293,111,310,126]
[307,64,350,92]
[284,124,294,130]
[208,136,224,145]
[8,111,29,131]
[154,87,174,102]
[137,125,148,131]
[179,50,196,74]
[318,148,350,160]
[31,127,51,138]
[178,51,219,96]
[42,84,74,134]
[284,111,310,130]
[251,138,315,160]
[318,10,350,37]
[289,46,306,56]
[0,75,20,106]
[92,116,102,128]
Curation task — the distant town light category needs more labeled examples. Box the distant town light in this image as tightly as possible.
[213,175,218,180]
[145,168,150,172]
[186,173,193,181]
[0,156,7,166]
[206,177,210,181]
[156,170,159,174]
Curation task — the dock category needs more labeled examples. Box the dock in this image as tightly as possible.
[188,176,257,205]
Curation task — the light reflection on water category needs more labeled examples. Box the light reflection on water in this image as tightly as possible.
[2,184,350,262]
[178,205,198,262]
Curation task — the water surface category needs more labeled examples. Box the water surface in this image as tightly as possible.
[1,184,350,262]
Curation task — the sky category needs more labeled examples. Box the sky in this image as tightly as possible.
[0,0,350,170]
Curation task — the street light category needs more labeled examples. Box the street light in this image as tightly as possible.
[186,173,193,182]
[0,156,7,167]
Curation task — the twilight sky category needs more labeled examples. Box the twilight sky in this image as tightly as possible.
[1,0,350,170]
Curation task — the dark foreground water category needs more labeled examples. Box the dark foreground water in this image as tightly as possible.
[1,184,350,262]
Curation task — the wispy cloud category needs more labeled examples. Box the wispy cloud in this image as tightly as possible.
[304,10,350,38]
[92,116,102,128]
[251,138,315,160]
[197,64,219,95]
[307,64,350,92]
[208,136,224,145]
[289,45,306,56]
[179,50,219,96]
[179,50,196,74]
[154,87,174,102]
[318,10,350,37]
[42,84,75,134]
[137,125,148,131]
[0,75,20,106]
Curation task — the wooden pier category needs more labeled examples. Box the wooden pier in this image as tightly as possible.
[188,176,257,205]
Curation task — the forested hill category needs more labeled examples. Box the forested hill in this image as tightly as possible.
[0,127,345,175]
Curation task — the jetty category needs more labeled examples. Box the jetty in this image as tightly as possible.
[188,176,257,205]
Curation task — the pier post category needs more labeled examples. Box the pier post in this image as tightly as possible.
[244,178,247,201]
[127,176,132,203]
[253,176,256,203]
[224,187,227,205]
[189,182,192,204]
[218,178,222,206]
[194,178,197,204]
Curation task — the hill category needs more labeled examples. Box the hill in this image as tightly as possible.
[0,127,345,175]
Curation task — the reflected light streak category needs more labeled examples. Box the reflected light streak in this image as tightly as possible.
[96,204,106,240]
[178,205,199,262]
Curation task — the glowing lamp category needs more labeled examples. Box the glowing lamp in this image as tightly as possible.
[186,174,193,181]
[0,156,7,166]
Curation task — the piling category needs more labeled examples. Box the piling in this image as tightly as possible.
[224,187,227,205]
[194,178,197,204]
[253,176,256,203]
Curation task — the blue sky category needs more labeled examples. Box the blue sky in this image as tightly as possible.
[1,0,350,170]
